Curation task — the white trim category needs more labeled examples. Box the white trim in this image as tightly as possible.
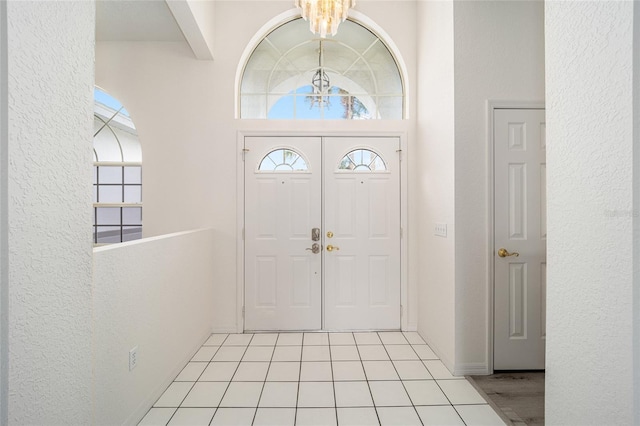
[237,130,410,332]
[486,100,545,374]
[454,363,491,376]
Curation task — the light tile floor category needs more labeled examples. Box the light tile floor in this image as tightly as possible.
[140,332,506,426]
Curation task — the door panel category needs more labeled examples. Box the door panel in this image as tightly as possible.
[494,109,546,370]
[324,138,401,330]
[245,136,401,331]
[244,137,322,331]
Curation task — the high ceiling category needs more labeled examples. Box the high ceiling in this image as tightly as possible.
[96,0,185,42]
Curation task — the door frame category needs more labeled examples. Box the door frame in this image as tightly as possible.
[236,130,409,333]
[486,100,545,373]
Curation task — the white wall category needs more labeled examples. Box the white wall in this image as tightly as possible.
[96,0,418,332]
[0,1,8,422]
[5,2,94,424]
[453,0,545,373]
[93,229,216,425]
[415,0,456,370]
[545,2,636,423]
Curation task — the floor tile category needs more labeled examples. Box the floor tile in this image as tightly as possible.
[166,408,215,426]
[191,346,218,362]
[154,382,194,407]
[304,332,329,346]
[368,381,412,406]
[258,382,298,407]
[334,381,373,407]
[175,362,208,382]
[204,334,228,346]
[329,332,355,345]
[353,332,382,345]
[455,404,507,425]
[181,382,228,407]
[376,407,422,426]
[362,360,399,380]
[300,361,333,381]
[277,333,303,346]
[415,405,465,425]
[295,408,337,426]
[219,382,263,407]
[403,380,449,405]
[242,346,274,361]
[138,407,176,425]
[209,407,256,425]
[212,346,246,362]
[378,332,409,345]
[272,345,302,361]
[332,361,366,381]
[438,380,487,404]
[412,344,438,360]
[337,407,379,425]
[223,334,253,346]
[253,407,296,426]
[423,360,460,380]
[232,361,269,381]
[266,362,300,381]
[385,344,419,360]
[330,345,360,361]
[302,345,331,361]
[250,333,278,346]
[297,381,335,407]
[403,332,426,345]
[199,362,238,382]
[357,345,390,361]
[393,360,433,380]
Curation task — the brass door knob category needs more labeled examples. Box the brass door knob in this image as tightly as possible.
[326,244,340,252]
[497,248,519,258]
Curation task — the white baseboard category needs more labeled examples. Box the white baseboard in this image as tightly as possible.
[454,362,490,376]
[124,328,212,426]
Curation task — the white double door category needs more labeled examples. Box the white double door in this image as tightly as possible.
[244,136,400,331]
[494,108,546,370]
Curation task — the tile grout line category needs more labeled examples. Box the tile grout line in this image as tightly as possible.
[250,333,278,425]
[328,332,339,425]
[355,332,382,426]
[293,333,303,425]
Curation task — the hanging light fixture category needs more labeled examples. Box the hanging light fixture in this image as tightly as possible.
[294,0,356,38]
[308,39,331,109]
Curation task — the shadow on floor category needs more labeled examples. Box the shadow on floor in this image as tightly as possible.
[467,372,544,426]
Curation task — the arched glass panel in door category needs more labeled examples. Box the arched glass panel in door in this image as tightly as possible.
[258,148,309,171]
[338,149,387,171]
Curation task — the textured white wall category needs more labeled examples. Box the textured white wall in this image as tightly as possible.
[0,1,8,423]
[93,229,216,425]
[545,2,636,424]
[453,0,545,372]
[415,0,456,370]
[96,0,418,333]
[6,1,94,424]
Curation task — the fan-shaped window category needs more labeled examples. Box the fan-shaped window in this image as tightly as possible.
[338,149,386,171]
[93,87,142,244]
[241,18,404,120]
[258,148,309,171]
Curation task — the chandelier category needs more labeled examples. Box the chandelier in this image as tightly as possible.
[308,40,331,109]
[294,0,356,38]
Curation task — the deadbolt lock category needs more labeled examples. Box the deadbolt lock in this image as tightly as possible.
[326,231,334,238]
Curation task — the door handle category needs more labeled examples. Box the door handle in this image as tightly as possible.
[497,248,519,258]
[326,244,340,252]
[306,243,320,254]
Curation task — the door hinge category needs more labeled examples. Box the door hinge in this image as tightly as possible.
[242,306,245,318]
[242,148,250,161]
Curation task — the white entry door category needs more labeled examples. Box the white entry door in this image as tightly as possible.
[494,108,546,370]
[244,136,400,331]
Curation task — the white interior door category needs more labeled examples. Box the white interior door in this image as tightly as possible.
[244,137,322,331]
[323,137,401,330]
[494,108,546,370]
[244,136,401,331]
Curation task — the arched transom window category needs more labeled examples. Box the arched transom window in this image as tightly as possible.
[240,17,404,120]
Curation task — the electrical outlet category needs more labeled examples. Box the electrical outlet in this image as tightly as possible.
[129,346,138,371]
[434,223,447,237]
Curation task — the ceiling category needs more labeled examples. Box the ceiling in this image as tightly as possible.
[96,0,186,42]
